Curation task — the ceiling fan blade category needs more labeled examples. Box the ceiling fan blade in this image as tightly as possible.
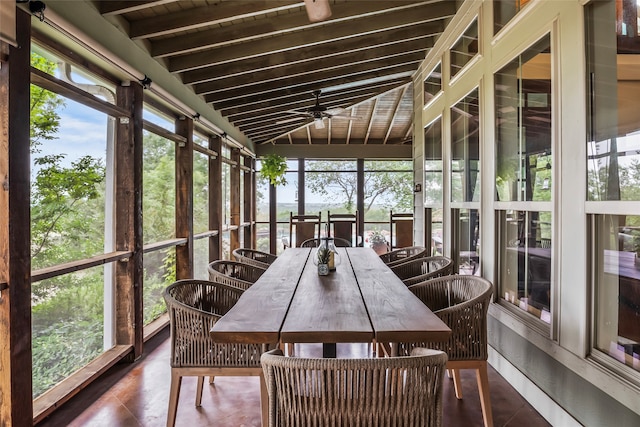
[284,109,312,116]
[329,115,362,121]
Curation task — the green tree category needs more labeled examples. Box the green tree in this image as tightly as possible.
[305,160,413,213]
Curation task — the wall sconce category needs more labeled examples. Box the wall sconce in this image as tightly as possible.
[414,183,422,193]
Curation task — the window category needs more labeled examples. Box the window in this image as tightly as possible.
[499,210,552,322]
[495,34,552,202]
[424,62,442,104]
[29,51,112,398]
[451,88,480,203]
[587,0,640,373]
[425,117,443,256]
[305,159,357,222]
[494,0,531,35]
[450,19,478,79]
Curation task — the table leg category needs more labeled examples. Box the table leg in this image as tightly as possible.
[322,343,336,358]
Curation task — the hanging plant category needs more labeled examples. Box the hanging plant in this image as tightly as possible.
[260,154,288,186]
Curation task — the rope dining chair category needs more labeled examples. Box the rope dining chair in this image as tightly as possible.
[390,256,453,286]
[163,279,273,427]
[299,237,352,248]
[261,348,448,427]
[379,246,427,268]
[398,275,494,427]
[207,259,266,291]
[232,248,278,269]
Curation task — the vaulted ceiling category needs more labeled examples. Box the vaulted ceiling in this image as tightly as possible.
[93,0,459,148]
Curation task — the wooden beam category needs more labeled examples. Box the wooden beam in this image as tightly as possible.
[100,0,178,16]
[133,1,303,40]
[180,26,436,85]
[0,8,33,426]
[383,85,411,144]
[255,143,412,159]
[151,1,433,57]
[168,12,444,72]
[175,116,194,279]
[115,82,144,359]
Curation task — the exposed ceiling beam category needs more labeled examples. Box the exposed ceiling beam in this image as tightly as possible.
[383,85,410,144]
[100,0,177,16]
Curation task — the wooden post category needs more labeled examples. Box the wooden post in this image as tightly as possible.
[175,117,194,279]
[0,9,34,425]
[243,156,255,248]
[230,148,240,251]
[297,158,305,214]
[210,135,222,261]
[115,82,144,359]
[269,183,277,254]
[357,159,365,246]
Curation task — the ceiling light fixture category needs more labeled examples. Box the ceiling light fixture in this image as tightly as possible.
[304,0,331,22]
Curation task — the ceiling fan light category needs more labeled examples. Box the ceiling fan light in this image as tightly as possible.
[304,0,332,23]
[314,118,325,129]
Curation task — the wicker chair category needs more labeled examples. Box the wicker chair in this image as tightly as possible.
[163,279,272,427]
[399,275,494,427]
[232,248,278,269]
[300,237,353,248]
[391,256,453,286]
[207,260,266,291]
[379,246,427,268]
[261,347,448,427]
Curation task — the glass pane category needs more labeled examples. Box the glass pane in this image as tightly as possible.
[586,0,640,201]
[451,88,480,203]
[32,264,108,398]
[594,214,640,371]
[222,163,231,227]
[363,160,413,224]
[144,246,175,325]
[456,208,481,275]
[193,151,209,234]
[305,160,357,221]
[193,237,209,280]
[499,210,552,322]
[495,34,552,202]
[430,208,444,256]
[450,19,478,78]
[494,0,531,35]
[30,93,108,269]
[222,230,231,260]
[425,117,443,205]
[143,132,176,244]
[424,62,442,103]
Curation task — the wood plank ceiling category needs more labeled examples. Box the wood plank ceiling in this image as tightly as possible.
[97,0,458,147]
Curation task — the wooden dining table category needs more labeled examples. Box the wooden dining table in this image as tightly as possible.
[210,247,451,357]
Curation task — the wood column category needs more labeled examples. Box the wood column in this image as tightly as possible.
[114,81,144,359]
[210,135,222,261]
[230,148,241,251]
[269,183,277,254]
[297,158,305,214]
[357,159,365,246]
[243,156,255,248]
[175,117,194,279]
[0,9,34,426]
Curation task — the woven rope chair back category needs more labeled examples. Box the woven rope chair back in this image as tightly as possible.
[401,275,493,361]
[379,246,427,267]
[163,279,266,368]
[207,260,266,290]
[261,348,448,427]
[300,237,353,248]
[232,248,277,269]
[391,256,453,286]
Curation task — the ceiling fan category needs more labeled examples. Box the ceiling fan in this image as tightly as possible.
[277,90,358,129]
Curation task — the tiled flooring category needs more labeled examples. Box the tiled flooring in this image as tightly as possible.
[38,329,551,427]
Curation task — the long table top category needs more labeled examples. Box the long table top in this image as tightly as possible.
[210,247,451,345]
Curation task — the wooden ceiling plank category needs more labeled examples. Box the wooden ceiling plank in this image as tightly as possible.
[364,98,379,145]
[150,1,440,56]
[206,60,421,104]
[383,84,411,144]
[181,26,435,85]
[131,1,303,39]
[167,9,447,72]
[210,69,414,111]
[100,0,177,16]
[192,40,430,95]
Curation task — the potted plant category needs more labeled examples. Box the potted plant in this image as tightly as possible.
[260,154,288,186]
[316,245,331,275]
[368,230,389,255]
